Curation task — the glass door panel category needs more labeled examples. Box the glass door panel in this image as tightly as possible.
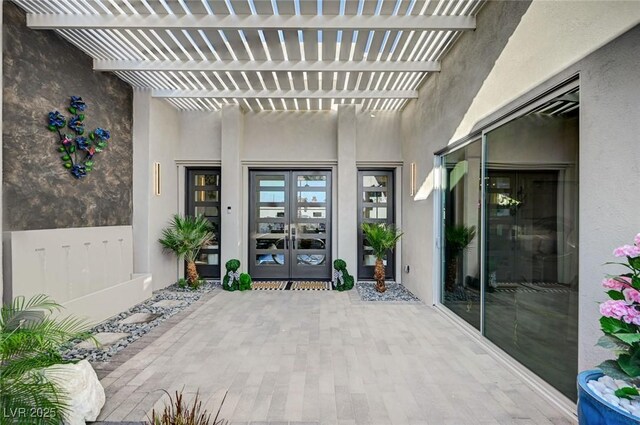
[291,171,331,279]
[186,168,221,278]
[357,170,395,280]
[249,170,332,280]
[250,172,290,279]
[484,107,579,400]
[440,142,482,330]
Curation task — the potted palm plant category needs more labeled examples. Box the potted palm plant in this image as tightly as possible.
[361,223,403,293]
[444,224,476,292]
[159,214,214,287]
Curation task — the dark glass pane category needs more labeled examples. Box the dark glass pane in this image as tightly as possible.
[260,191,285,202]
[195,206,219,217]
[296,238,326,250]
[259,206,285,218]
[363,206,387,219]
[363,191,387,203]
[362,175,388,188]
[256,254,285,265]
[298,223,326,234]
[297,191,326,203]
[484,95,579,400]
[194,174,219,186]
[257,222,285,233]
[441,141,482,331]
[195,190,219,202]
[297,175,326,187]
[297,206,325,219]
[297,254,326,265]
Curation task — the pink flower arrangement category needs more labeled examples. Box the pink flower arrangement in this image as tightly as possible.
[597,233,640,380]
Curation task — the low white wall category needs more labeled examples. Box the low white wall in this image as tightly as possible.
[3,226,152,324]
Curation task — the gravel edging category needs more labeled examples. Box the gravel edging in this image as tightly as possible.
[355,281,421,302]
[62,281,220,363]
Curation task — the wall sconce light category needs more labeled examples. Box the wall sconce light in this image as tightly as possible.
[153,162,161,196]
[410,162,417,197]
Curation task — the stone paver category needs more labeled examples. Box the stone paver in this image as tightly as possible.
[77,332,129,349]
[97,292,577,424]
[151,299,186,308]
[119,312,160,325]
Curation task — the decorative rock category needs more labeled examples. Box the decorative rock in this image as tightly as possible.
[151,299,186,308]
[603,393,620,407]
[60,280,219,362]
[587,382,603,398]
[119,312,159,325]
[76,332,130,349]
[356,281,420,302]
[601,375,618,390]
[43,360,105,425]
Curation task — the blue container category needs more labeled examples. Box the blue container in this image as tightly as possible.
[578,370,640,424]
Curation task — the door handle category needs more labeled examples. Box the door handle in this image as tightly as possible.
[285,235,289,250]
[292,235,296,248]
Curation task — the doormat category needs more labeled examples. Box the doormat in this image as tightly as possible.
[290,281,332,291]
[251,281,332,291]
[251,281,289,290]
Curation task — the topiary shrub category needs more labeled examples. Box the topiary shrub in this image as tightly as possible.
[239,273,252,291]
[333,259,354,291]
[223,259,241,291]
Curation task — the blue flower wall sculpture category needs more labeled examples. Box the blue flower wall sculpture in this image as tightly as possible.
[48,96,110,179]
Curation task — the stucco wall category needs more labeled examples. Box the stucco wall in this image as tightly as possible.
[2,2,132,231]
[148,98,180,288]
[400,0,531,304]
[400,0,640,374]
[178,111,221,161]
[356,112,402,163]
[243,111,337,162]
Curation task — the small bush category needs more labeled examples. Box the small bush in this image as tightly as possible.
[333,259,354,291]
[177,278,188,289]
[239,273,252,291]
[223,259,241,291]
[148,389,228,425]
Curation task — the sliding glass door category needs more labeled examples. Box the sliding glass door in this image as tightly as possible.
[441,142,482,330]
[439,86,579,400]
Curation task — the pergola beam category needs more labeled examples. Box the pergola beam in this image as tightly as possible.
[27,13,476,31]
[152,89,419,100]
[95,59,440,73]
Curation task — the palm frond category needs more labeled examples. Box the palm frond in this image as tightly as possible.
[159,215,214,262]
[361,223,403,260]
[445,225,476,253]
[0,294,91,424]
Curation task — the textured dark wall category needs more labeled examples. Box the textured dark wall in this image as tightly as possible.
[2,2,133,231]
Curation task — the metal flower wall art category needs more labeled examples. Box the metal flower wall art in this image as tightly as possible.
[47,96,110,179]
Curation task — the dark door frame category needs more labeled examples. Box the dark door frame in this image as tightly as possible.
[185,167,221,279]
[357,169,396,280]
[248,169,333,281]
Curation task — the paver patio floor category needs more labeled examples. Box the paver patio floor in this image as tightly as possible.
[97,290,576,424]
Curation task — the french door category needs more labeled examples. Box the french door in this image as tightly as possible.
[249,170,332,280]
[186,168,221,279]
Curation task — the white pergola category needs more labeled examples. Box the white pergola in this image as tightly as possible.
[13,0,485,112]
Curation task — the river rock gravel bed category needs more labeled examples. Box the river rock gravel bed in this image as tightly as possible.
[61,281,219,362]
[356,281,421,302]
[588,375,640,417]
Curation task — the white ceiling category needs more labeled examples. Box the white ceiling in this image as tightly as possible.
[13,0,485,112]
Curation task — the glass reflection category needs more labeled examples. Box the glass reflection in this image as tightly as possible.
[441,141,482,330]
[484,97,579,400]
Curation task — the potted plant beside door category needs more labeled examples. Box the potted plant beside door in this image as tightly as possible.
[159,214,214,287]
[361,223,403,293]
